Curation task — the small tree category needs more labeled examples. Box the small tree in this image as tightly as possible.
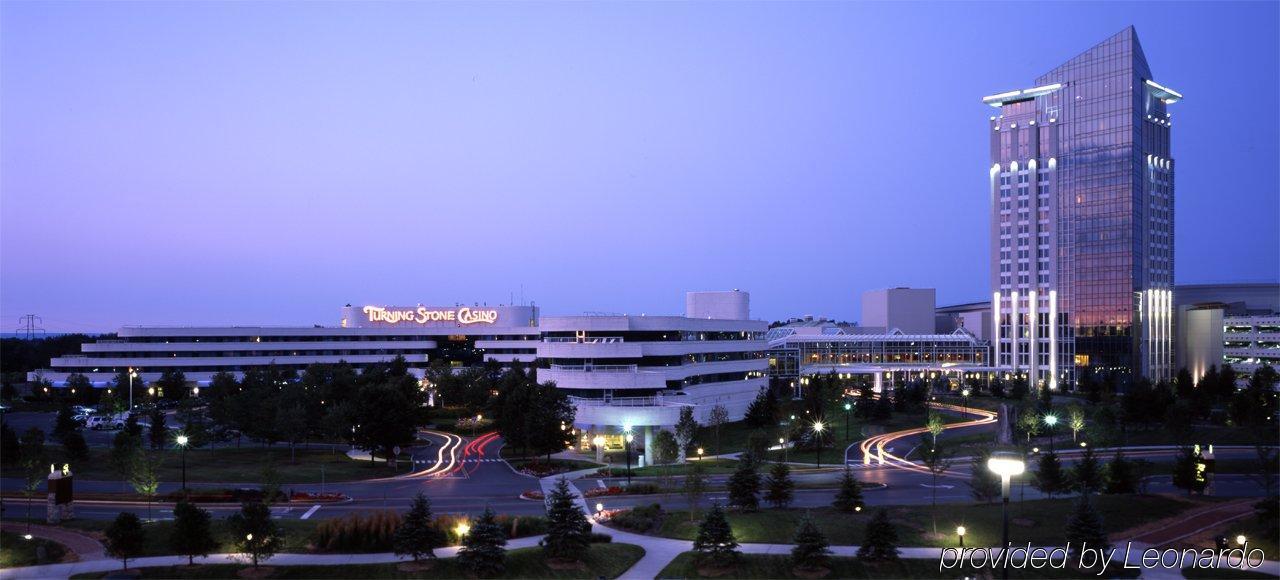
[857,509,900,562]
[926,412,945,446]
[744,387,779,428]
[148,407,168,450]
[708,405,730,456]
[1072,446,1103,494]
[727,456,760,512]
[228,501,283,568]
[764,462,795,509]
[543,477,591,562]
[1017,407,1041,443]
[674,407,699,463]
[652,429,679,490]
[171,499,216,565]
[790,514,831,573]
[394,492,440,562]
[1067,405,1086,442]
[684,461,709,522]
[1034,452,1068,499]
[105,512,146,570]
[969,447,1001,503]
[458,506,507,578]
[277,404,308,463]
[920,444,954,534]
[693,503,739,569]
[129,451,162,520]
[1104,452,1138,494]
[20,428,47,524]
[1064,493,1109,559]
[832,466,864,513]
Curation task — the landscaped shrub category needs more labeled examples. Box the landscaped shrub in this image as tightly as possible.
[625,483,663,495]
[607,503,665,533]
[436,513,548,545]
[314,510,402,552]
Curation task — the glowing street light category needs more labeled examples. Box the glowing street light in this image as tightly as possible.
[624,430,635,485]
[1236,535,1247,546]
[175,434,190,492]
[1044,414,1058,451]
[596,502,604,514]
[455,522,470,538]
[843,401,853,439]
[696,447,704,462]
[961,388,971,415]
[813,421,825,468]
[987,453,1026,580]
[957,525,966,547]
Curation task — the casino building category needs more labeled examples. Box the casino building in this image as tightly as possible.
[32,291,767,444]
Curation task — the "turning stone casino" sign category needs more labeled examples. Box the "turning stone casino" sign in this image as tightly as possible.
[340,304,539,329]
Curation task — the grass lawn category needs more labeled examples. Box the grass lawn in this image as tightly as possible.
[70,544,645,579]
[657,552,1139,579]
[507,457,603,474]
[0,530,68,567]
[44,446,413,485]
[1215,516,1279,563]
[645,495,1201,548]
[598,458,741,477]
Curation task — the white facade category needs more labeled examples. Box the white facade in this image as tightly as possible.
[536,314,768,429]
[686,290,750,321]
[1223,315,1280,380]
[861,288,936,335]
[1177,305,1224,385]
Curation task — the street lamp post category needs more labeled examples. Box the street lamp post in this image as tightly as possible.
[987,453,1026,580]
[957,525,966,547]
[961,388,971,416]
[624,431,634,486]
[128,368,138,411]
[812,421,825,468]
[697,447,704,462]
[779,437,787,463]
[843,402,852,439]
[175,434,189,492]
[1044,414,1058,452]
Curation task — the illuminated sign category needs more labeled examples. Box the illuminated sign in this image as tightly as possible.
[362,306,499,325]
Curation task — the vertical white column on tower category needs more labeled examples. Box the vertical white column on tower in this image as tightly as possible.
[1028,290,1038,387]
[1010,291,1019,373]
[1049,290,1058,390]
[992,292,1002,366]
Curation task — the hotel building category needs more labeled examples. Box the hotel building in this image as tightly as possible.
[31,292,767,441]
[983,26,1179,387]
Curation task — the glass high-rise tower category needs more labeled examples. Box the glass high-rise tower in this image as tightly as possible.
[983,27,1179,388]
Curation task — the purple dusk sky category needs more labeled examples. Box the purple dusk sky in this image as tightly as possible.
[2,2,1277,332]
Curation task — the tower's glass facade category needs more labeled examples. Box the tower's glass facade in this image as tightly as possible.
[985,27,1177,386]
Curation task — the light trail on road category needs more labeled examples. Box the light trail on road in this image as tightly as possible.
[858,401,997,478]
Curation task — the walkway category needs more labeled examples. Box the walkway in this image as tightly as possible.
[1126,498,1257,546]
[0,521,106,562]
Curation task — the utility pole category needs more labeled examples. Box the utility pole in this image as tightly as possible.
[15,315,45,339]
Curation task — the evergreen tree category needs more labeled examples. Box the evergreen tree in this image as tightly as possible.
[124,414,143,439]
[764,462,795,509]
[0,422,19,466]
[1072,446,1103,494]
[543,477,591,562]
[104,512,146,570]
[744,387,779,428]
[790,514,831,572]
[53,405,79,443]
[692,503,739,569]
[394,492,441,561]
[171,499,216,565]
[871,395,893,420]
[1104,452,1138,494]
[147,407,168,450]
[727,456,761,511]
[857,509,900,562]
[458,506,507,578]
[1175,367,1195,399]
[1064,493,1109,557]
[674,407,699,463]
[832,466,865,513]
[62,430,90,461]
[969,447,1001,503]
[1034,452,1068,499]
[228,501,282,568]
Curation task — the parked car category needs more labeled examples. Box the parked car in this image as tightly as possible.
[86,414,126,431]
[71,405,96,415]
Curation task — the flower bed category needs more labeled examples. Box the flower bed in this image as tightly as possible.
[583,483,622,496]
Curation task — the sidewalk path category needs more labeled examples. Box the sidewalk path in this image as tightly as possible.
[0,521,106,562]
[1125,498,1255,546]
